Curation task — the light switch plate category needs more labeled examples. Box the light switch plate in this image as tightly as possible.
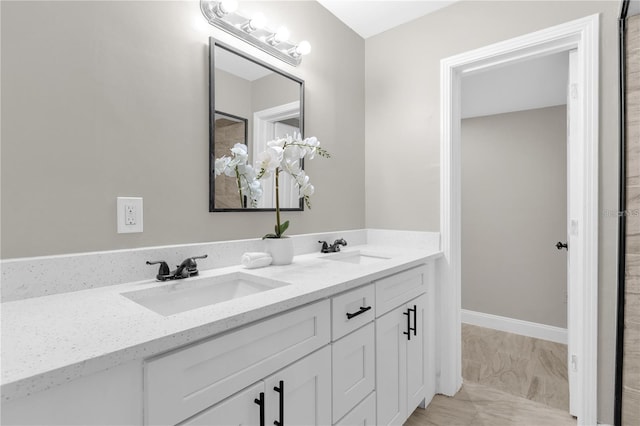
[117,197,143,233]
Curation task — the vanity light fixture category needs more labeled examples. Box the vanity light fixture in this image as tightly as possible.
[200,0,310,66]
[266,26,290,46]
[240,12,266,33]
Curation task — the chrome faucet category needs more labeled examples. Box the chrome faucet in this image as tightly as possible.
[146,255,208,281]
[319,239,348,253]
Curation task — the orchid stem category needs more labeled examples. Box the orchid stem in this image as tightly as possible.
[275,168,281,236]
[235,167,244,208]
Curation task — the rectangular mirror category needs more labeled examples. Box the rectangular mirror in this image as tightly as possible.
[209,38,305,212]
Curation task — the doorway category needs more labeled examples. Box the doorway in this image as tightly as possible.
[438,14,599,426]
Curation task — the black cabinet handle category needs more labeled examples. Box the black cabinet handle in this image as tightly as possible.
[254,392,265,426]
[411,305,417,336]
[273,380,284,426]
[346,306,372,320]
[403,309,411,340]
[403,306,417,340]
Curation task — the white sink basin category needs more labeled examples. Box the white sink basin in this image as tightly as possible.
[122,272,289,316]
[322,250,391,265]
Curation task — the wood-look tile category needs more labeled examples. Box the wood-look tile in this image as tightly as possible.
[625,293,640,326]
[461,323,569,412]
[529,374,571,412]
[533,340,568,381]
[406,388,479,426]
[623,320,640,391]
[406,383,576,426]
[462,358,482,382]
[628,142,640,187]
[479,351,534,398]
[622,386,640,426]
[627,205,640,254]
[628,254,640,295]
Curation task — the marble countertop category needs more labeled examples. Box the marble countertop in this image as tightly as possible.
[1,244,441,401]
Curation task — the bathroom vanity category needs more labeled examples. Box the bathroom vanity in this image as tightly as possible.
[1,231,441,425]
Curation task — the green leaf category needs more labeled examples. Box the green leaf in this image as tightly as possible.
[279,220,290,235]
[262,233,278,239]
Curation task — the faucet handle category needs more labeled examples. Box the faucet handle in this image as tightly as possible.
[146,260,171,281]
[318,240,329,253]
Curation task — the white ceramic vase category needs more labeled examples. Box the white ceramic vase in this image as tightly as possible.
[264,237,294,265]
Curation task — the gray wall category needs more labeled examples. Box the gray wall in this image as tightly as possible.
[364,1,619,422]
[215,69,253,127]
[0,0,365,258]
[461,106,567,328]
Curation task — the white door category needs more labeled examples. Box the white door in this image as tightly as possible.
[566,48,582,418]
[181,382,264,426]
[376,306,407,426]
[264,346,331,426]
[406,294,427,413]
[274,122,300,207]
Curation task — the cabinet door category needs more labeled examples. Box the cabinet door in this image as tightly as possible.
[264,346,331,426]
[181,382,264,426]
[406,294,427,413]
[375,307,407,426]
[332,323,375,422]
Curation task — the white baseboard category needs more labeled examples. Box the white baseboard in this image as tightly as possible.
[461,309,568,345]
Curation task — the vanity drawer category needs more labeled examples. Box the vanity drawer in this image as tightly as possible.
[334,391,376,426]
[332,322,375,423]
[375,265,427,316]
[332,284,375,340]
[144,299,330,426]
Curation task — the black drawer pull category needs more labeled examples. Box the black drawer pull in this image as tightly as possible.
[403,306,417,340]
[254,392,265,426]
[273,380,284,426]
[346,306,372,320]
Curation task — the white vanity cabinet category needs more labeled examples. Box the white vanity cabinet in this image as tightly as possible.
[374,265,435,426]
[144,300,330,425]
[2,257,439,426]
[183,347,331,426]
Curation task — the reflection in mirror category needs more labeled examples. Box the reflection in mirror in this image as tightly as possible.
[214,111,248,208]
[210,38,304,212]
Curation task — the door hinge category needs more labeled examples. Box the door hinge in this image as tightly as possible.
[571,354,578,372]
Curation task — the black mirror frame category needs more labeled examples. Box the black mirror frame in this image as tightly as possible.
[209,37,305,212]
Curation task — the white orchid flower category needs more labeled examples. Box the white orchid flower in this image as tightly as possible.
[230,143,249,161]
[214,156,231,177]
[257,146,283,175]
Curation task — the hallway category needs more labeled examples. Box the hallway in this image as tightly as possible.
[405,324,575,425]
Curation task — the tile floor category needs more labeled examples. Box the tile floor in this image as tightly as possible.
[405,382,576,426]
[461,323,569,411]
[405,324,574,425]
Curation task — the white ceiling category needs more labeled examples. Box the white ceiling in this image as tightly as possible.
[214,47,272,81]
[461,51,569,119]
[317,0,458,39]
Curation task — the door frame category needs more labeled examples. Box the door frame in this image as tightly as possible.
[438,14,599,425]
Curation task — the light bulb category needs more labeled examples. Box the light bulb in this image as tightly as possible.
[275,27,290,43]
[294,40,311,56]
[249,13,266,31]
[267,26,290,45]
[211,0,237,18]
[219,0,238,14]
